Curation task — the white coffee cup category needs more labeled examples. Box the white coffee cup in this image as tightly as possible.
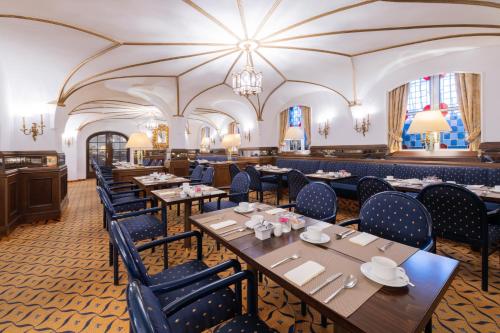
[494,185,500,191]
[370,256,405,281]
[317,169,324,174]
[273,222,283,237]
[179,191,187,198]
[251,215,264,224]
[386,175,394,180]
[239,202,250,211]
[305,226,322,242]
[446,181,456,184]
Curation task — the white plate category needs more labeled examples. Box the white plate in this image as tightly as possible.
[234,206,255,214]
[360,262,409,287]
[299,232,330,244]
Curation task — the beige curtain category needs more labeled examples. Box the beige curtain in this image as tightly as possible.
[228,121,238,134]
[301,106,311,148]
[456,73,481,151]
[278,109,289,147]
[201,127,206,139]
[387,84,409,153]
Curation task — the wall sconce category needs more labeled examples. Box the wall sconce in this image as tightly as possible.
[350,102,371,136]
[243,129,251,142]
[318,120,330,139]
[210,136,216,145]
[20,115,45,141]
[62,130,77,147]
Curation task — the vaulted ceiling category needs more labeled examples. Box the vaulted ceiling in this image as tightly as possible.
[1,0,499,130]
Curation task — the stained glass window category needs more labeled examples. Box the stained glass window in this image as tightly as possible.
[285,105,307,151]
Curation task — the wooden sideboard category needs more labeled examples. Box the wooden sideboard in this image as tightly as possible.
[0,151,68,237]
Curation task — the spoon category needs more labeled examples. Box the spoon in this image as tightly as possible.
[220,228,246,236]
[378,241,394,252]
[324,274,358,303]
[270,254,300,268]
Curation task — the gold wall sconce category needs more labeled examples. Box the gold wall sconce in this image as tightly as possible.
[20,115,45,141]
[318,120,330,139]
[350,102,371,136]
[243,129,251,142]
[63,135,74,147]
[354,115,371,136]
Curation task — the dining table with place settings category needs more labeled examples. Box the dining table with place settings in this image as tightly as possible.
[254,165,291,202]
[132,173,190,194]
[189,205,459,333]
[306,171,357,183]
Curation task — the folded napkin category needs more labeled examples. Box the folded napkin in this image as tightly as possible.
[265,208,286,215]
[284,261,325,286]
[162,191,176,196]
[466,184,484,189]
[210,220,237,230]
[349,232,378,246]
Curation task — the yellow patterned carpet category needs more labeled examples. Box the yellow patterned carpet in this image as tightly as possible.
[0,180,498,333]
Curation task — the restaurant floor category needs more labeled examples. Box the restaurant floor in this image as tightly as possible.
[0,180,498,333]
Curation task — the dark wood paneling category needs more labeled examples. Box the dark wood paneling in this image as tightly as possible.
[29,178,53,207]
[480,141,500,162]
[387,150,480,162]
[168,160,189,177]
[310,144,388,158]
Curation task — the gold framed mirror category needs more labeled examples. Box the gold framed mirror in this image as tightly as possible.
[152,124,169,149]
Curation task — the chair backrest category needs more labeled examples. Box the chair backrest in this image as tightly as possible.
[109,220,151,284]
[416,183,487,243]
[190,165,204,180]
[200,167,215,185]
[229,163,241,181]
[360,191,432,249]
[296,182,337,222]
[357,176,395,207]
[245,165,262,191]
[230,172,250,203]
[96,186,116,219]
[287,169,310,202]
[127,281,168,333]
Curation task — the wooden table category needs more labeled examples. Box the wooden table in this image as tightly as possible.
[112,165,165,183]
[306,173,357,183]
[152,186,227,248]
[255,167,291,202]
[386,179,500,203]
[132,174,189,195]
[190,209,459,333]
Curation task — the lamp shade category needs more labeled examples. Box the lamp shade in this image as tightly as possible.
[125,132,153,149]
[407,110,451,134]
[284,126,304,140]
[221,133,241,148]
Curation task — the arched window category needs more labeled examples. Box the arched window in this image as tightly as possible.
[86,131,128,178]
[402,73,468,150]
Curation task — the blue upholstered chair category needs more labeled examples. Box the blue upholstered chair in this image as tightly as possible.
[203,172,250,212]
[127,271,276,333]
[357,176,395,207]
[246,165,279,205]
[190,167,214,186]
[98,187,167,285]
[341,191,433,251]
[287,169,310,203]
[229,163,241,181]
[280,182,337,223]
[188,165,204,183]
[417,183,499,291]
[110,221,243,333]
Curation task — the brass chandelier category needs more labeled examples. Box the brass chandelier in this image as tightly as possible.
[232,40,262,97]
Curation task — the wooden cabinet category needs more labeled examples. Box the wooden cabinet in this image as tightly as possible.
[0,151,68,236]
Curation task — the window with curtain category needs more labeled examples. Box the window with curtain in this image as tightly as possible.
[283,105,310,151]
[402,74,469,150]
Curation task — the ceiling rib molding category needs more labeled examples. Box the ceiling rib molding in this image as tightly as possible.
[353,32,500,56]
[252,0,282,39]
[261,45,351,57]
[181,83,225,116]
[237,0,249,40]
[260,0,378,41]
[194,107,238,123]
[61,75,176,104]
[122,42,235,46]
[178,49,238,76]
[69,99,153,115]
[183,0,242,41]
[264,24,500,44]
[78,114,142,131]
[260,80,286,120]
[71,106,146,114]
[382,0,500,9]
[223,51,244,83]
[254,50,286,81]
[0,14,119,42]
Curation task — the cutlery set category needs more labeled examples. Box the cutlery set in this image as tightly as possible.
[335,229,356,240]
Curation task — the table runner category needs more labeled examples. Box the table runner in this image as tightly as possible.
[320,225,418,265]
[193,210,254,241]
[255,241,381,317]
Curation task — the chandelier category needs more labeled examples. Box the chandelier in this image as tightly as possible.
[232,40,262,97]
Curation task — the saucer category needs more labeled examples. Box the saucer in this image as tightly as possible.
[234,206,254,214]
[299,232,330,244]
[360,262,409,287]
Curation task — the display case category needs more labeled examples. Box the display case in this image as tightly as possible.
[0,151,63,170]
[239,147,278,157]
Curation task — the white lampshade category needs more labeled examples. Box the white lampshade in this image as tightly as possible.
[221,133,241,148]
[407,110,451,134]
[125,132,153,149]
[284,126,304,140]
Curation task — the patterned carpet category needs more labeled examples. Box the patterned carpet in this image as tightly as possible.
[0,180,498,333]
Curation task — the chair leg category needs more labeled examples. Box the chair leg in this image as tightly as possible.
[320,315,327,327]
[113,246,119,286]
[109,242,113,266]
[151,238,155,253]
[259,191,264,203]
[425,318,432,333]
[102,207,106,229]
[177,203,180,216]
[301,301,307,316]
[163,242,168,269]
[216,241,220,251]
[481,242,489,291]
[276,188,279,205]
[258,271,263,283]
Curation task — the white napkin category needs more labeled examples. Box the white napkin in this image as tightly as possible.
[466,184,484,190]
[349,232,378,246]
[210,220,237,230]
[284,261,325,286]
[265,208,286,215]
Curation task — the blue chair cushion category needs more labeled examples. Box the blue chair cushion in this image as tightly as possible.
[485,201,500,212]
[261,182,278,192]
[330,182,357,200]
[203,200,238,212]
[261,175,278,183]
[152,261,239,333]
[215,314,277,333]
[113,196,146,212]
[120,215,164,242]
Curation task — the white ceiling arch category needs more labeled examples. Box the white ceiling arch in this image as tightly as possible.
[1,0,499,130]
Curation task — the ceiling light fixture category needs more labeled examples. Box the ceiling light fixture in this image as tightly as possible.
[232,40,262,97]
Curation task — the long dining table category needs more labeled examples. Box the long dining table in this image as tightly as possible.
[189,206,459,333]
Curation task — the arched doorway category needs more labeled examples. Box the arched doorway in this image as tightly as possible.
[86,131,129,178]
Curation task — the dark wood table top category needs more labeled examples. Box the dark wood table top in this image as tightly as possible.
[386,179,500,203]
[152,186,226,204]
[306,173,357,182]
[190,209,459,333]
[133,175,189,189]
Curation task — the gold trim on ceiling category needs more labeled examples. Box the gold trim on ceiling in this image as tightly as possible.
[261,45,351,58]
[237,0,249,40]
[223,51,244,83]
[193,107,238,123]
[181,83,225,116]
[382,0,500,9]
[254,50,286,81]
[178,49,238,77]
[251,0,282,39]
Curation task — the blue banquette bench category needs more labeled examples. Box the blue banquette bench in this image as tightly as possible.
[276,158,500,200]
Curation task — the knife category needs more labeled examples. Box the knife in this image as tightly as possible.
[309,273,343,295]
